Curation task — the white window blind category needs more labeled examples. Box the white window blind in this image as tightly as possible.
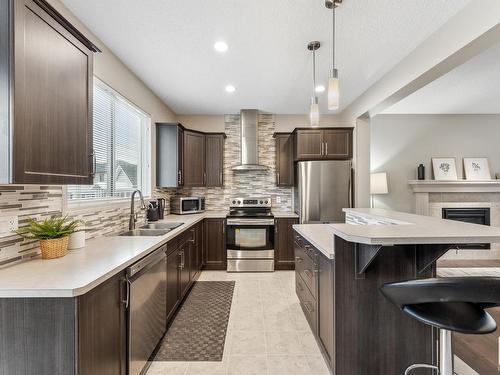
[68,79,150,201]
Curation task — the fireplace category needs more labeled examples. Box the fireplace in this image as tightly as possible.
[442,208,491,250]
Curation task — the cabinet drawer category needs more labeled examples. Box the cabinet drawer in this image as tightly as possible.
[296,273,317,333]
[294,237,316,298]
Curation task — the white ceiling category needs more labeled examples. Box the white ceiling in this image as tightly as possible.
[383,41,500,114]
[62,0,471,115]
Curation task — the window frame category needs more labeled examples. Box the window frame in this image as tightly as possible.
[66,78,152,208]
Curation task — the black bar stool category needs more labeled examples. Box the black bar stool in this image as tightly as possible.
[380,277,500,375]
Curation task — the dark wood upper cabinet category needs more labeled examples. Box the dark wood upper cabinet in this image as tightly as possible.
[8,0,99,184]
[204,218,226,270]
[274,133,294,187]
[205,133,225,187]
[274,217,298,270]
[183,130,206,187]
[78,271,126,375]
[294,128,353,161]
[323,128,352,159]
[294,129,323,160]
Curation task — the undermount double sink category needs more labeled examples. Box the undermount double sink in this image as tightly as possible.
[119,222,184,237]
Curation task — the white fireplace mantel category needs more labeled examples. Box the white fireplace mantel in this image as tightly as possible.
[409,180,500,193]
[408,180,500,215]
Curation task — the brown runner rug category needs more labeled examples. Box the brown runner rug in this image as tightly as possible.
[154,281,235,361]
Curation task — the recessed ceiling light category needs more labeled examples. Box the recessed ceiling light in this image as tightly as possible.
[214,41,228,52]
[315,85,326,93]
[225,85,236,93]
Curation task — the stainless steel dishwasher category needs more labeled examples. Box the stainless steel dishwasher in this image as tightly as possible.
[125,246,167,375]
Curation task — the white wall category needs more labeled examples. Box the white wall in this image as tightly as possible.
[371,114,500,212]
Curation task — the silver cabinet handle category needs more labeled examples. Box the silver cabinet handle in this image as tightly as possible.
[178,170,182,185]
[203,172,206,185]
[320,142,324,156]
[277,172,280,185]
[295,256,303,263]
[122,278,131,309]
[325,142,328,156]
[219,171,223,185]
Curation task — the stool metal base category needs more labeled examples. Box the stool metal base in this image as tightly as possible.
[404,329,454,375]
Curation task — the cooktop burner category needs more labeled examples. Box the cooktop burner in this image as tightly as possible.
[227,197,273,218]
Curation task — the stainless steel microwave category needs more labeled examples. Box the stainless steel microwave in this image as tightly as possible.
[170,197,205,215]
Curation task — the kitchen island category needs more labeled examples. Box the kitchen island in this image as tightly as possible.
[293,208,500,375]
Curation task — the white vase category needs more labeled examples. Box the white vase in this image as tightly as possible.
[68,231,86,250]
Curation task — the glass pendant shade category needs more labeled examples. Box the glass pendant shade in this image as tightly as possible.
[328,68,339,110]
[310,97,320,127]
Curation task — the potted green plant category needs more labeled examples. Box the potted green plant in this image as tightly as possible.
[16,216,83,259]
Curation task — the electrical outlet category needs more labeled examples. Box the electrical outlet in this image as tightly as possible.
[0,216,18,238]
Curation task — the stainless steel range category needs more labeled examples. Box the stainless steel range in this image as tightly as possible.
[226,197,274,272]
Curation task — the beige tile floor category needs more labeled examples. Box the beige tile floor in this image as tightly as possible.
[147,270,330,375]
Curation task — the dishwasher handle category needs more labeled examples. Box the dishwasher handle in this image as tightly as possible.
[122,278,131,309]
[127,246,167,279]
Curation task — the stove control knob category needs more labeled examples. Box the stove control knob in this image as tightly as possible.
[259,200,263,204]
[265,200,269,204]
[232,200,236,204]
[237,200,241,205]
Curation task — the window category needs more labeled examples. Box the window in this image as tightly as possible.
[68,79,151,201]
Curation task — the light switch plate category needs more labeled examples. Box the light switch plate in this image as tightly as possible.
[0,216,18,238]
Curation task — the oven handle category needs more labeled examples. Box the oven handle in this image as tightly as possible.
[226,219,275,226]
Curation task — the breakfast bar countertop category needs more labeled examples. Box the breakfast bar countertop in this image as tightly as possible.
[294,208,500,259]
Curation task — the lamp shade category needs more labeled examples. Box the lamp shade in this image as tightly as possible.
[370,172,388,195]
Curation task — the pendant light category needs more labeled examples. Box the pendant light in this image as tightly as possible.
[308,41,320,127]
[326,0,341,110]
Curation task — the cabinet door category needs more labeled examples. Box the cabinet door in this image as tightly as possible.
[188,226,198,281]
[166,249,180,322]
[205,134,224,187]
[179,242,191,298]
[13,0,94,184]
[177,127,184,186]
[295,129,323,160]
[323,129,352,159]
[78,272,126,375]
[317,251,334,369]
[183,130,206,187]
[274,218,298,270]
[204,218,226,270]
[275,134,294,187]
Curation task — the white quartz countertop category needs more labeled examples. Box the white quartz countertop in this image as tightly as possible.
[335,208,500,245]
[292,224,335,259]
[273,211,299,218]
[293,208,500,258]
[0,211,227,298]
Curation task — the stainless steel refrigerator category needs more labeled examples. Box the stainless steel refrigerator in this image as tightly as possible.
[294,160,353,224]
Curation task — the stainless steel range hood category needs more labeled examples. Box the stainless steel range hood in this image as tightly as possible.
[232,109,268,171]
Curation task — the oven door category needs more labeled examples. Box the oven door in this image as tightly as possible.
[226,218,275,272]
[226,218,274,251]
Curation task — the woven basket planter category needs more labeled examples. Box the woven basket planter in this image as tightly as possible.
[39,236,69,259]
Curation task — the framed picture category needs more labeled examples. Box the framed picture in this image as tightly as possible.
[432,158,458,181]
[463,158,491,180]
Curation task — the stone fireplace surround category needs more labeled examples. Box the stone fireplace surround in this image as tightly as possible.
[409,180,500,260]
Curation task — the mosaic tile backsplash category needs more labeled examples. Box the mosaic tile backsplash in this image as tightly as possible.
[157,114,293,212]
[0,113,292,265]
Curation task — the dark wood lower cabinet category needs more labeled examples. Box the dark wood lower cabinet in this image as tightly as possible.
[166,248,181,321]
[294,230,435,375]
[274,217,298,270]
[204,218,226,270]
[78,271,127,375]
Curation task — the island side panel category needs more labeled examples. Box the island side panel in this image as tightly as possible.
[333,236,436,375]
[0,298,77,375]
